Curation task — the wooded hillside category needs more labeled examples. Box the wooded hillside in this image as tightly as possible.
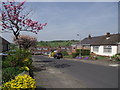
[37,40,79,47]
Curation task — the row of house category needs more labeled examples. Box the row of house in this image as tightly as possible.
[1,33,120,57]
[32,46,72,55]
[75,33,120,56]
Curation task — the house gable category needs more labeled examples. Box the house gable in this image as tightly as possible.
[0,36,10,52]
[78,33,120,56]
[81,33,120,46]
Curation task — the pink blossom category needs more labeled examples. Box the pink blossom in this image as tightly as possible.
[37,27,43,30]
[32,21,38,24]
[4,5,7,9]
[19,1,25,6]
[42,23,47,27]
[9,7,13,10]
[1,0,47,36]
[2,2,5,4]
[7,5,11,8]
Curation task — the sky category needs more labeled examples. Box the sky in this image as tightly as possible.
[0,1,118,42]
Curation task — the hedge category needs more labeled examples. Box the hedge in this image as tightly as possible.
[76,49,90,56]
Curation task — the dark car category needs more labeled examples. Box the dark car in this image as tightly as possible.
[54,52,63,59]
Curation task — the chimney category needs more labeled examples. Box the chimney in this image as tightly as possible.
[88,34,92,39]
[106,32,110,37]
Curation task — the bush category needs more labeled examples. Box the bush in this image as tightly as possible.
[64,55,72,58]
[3,49,32,68]
[111,53,120,61]
[22,58,33,67]
[115,53,120,56]
[2,67,23,83]
[71,53,79,58]
[61,51,69,56]
[76,49,90,56]
[2,74,36,89]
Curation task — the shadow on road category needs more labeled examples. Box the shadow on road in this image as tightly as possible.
[51,63,71,68]
[34,60,53,62]
[54,64,71,68]
[33,65,46,72]
[35,87,46,90]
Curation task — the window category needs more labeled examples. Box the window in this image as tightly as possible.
[93,46,99,52]
[61,47,65,49]
[103,46,112,53]
[37,48,42,50]
[43,48,48,50]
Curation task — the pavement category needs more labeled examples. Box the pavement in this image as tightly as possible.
[63,57,119,67]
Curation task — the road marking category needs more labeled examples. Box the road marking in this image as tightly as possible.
[109,64,119,67]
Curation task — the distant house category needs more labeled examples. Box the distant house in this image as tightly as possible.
[32,46,51,55]
[0,36,10,52]
[57,46,72,54]
[32,46,72,55]
[71,44,77,53]
[76,33,120,56]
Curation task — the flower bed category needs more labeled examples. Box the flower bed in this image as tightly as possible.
[2,48,36,89]
[75,56,89,60]
[2,74,36,89]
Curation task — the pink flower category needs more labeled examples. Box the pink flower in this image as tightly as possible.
[4,5,7,9]
[10,7,13,10]
[18,19,22,22]
[2,2,5,4]
[19,1,26,6]
[42,23,47,27]
[37,27,43,30]
[7,5,11,8]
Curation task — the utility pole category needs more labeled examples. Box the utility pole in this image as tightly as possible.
[77,34,81,57]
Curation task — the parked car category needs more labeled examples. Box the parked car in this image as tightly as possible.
[54,52,63,59]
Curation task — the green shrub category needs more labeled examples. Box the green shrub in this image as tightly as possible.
[2,59,12,68]
[64,55,72,58]
[115,53,120,56]
[71,53,78,58]
[2,67,23,83]
[61,51,69,56]
[22,58,33,67]
[75,49,90,56]
[3,49,32,68]
[111,53,120,61]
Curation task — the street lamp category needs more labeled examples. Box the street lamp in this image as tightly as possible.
[77,34,82,57]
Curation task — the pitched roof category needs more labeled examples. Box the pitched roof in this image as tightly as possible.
[0,36,10,44]
[80,33,120,45]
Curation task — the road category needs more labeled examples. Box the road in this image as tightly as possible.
[32,56,118,88]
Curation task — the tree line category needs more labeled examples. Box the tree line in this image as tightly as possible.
[37,40,79,47]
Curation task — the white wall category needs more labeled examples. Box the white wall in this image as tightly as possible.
[118,44,120,53]
[91,45,117,56]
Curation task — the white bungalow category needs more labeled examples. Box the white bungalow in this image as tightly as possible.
[77,33,120,56]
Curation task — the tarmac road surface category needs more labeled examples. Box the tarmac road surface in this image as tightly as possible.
[32,56,118,88]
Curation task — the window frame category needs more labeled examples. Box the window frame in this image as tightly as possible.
[103,46,112,53]
[93,46,99,52]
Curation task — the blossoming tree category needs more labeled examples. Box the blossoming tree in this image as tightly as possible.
[1,0,47,39]
[14,35,37,49]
